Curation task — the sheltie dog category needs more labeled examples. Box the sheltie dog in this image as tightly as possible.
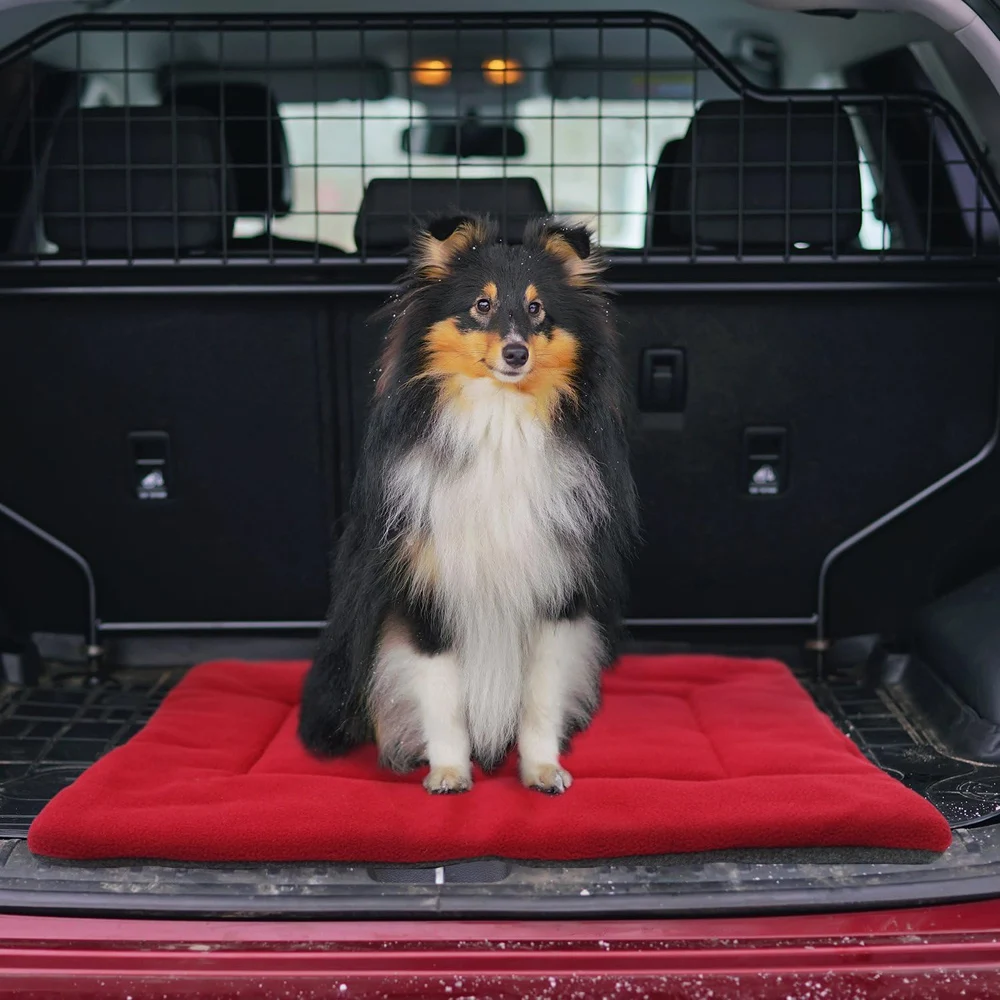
[299,214,638,794]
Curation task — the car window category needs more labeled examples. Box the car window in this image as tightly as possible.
[257,96,695,251]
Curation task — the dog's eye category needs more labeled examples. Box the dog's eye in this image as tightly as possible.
[475,298,492,314]
[528,300,542,317]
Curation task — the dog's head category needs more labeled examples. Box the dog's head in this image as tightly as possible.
[377,214,609,418]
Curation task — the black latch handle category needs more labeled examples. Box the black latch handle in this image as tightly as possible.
[639,348,686,412]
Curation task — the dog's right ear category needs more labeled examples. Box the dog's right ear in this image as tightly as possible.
[411,214,496,280]
[526,218,606,289]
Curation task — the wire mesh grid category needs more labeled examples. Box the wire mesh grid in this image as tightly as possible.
[0,11,997,267]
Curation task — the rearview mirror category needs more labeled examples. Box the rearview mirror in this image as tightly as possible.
[402,119,526,158]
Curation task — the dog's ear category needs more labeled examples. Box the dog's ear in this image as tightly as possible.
[410,214,496,280]
[527,218,606,289]
[424,214,477,243]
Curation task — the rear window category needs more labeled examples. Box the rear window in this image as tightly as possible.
[262,96,694,251]
[265,95,893,253]
[4,12,998,264]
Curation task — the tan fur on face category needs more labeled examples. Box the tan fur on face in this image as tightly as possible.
[422,318,491,392]
[517,327,580,419]
[542,232,605,288]
[420,317,579,422]
[412,219,494,281]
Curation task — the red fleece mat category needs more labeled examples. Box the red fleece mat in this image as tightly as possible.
[27,655,951,863]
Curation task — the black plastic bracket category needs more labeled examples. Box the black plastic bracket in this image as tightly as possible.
[639,348,686,412]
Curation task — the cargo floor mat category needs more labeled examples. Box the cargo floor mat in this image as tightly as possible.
[25,655,949,864]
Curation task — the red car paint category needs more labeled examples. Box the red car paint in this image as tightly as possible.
[2,901,1000,998]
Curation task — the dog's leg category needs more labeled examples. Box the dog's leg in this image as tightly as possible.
[373,618,472,793]
[416,648,473,793]
[518,615,603,794]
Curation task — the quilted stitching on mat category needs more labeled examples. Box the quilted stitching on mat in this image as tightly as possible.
[27,655,952,863]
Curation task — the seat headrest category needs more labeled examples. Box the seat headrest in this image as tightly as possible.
[43,106,234,256]
[667,100,862,251]
[647,137,683,249]
[167,83,292,219]
[354,177,548,252]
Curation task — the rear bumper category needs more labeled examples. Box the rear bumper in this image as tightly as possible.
[3,900,1000,997]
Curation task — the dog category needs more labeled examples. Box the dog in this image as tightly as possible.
[298,214,638,794]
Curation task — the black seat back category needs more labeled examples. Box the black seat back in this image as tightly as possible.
[667,99,862,252]
[42,106,234,257]
[166,82,293,221]
[354,177,548,254]
[647,137,683,250]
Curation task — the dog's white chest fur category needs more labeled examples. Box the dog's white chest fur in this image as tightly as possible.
[386,377,607,759]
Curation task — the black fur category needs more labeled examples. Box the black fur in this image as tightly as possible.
[545,221,592,261]
[425,213,474,242]
[298,214,639,760]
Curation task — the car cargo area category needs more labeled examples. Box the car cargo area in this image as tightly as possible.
[3,0,1000,918]
[0,642,999,918]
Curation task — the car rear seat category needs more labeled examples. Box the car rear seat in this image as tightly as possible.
[661,99,862,253]
[354,177,548,255]
[42,106,236,259]
[166,82,293,220]
[646,137,682,249]
[164,82,348,258]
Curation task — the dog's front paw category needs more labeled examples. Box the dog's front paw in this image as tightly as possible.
[521,762,573,794]
[423,765,473,794]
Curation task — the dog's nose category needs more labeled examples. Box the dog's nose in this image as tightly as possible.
[502,343,529,368]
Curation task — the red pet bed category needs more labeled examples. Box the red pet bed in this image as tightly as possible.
[28,655,951,863]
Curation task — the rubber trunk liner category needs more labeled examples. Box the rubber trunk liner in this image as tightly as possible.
[0,660,994,841]
[808,670,1000,829]
[0,672,178,838]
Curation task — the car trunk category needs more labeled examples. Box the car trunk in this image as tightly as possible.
[2,4,1000,920]
[1,632,1000,917]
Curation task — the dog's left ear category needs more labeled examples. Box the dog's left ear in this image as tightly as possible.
[527,219,607,288]
[410,214,496,281]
